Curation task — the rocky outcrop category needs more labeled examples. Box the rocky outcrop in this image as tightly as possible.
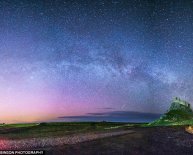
[149,97,193,126]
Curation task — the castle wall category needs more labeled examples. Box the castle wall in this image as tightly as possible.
[173,98,190,107]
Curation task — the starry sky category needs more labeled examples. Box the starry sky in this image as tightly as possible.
[0,0,193,123]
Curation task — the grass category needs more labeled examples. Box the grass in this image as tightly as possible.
[0,122,140,139]
[148,119,193,126]
[148,110,193,126]
[1,123,39,128]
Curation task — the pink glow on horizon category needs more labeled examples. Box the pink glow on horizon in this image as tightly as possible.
[0,83,106,123]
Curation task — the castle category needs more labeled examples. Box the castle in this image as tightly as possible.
[169,97,192,112]
[173,97,190,107]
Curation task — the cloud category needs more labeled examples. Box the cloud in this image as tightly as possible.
[58,110,161,122]
[97,107,114,110]
[86,112,107,116]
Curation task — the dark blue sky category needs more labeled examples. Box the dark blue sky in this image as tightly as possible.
[0,0,193,123]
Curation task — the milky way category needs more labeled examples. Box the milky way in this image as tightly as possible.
[0,0,193,123]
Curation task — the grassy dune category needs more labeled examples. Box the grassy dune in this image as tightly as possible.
[148,110,193,126]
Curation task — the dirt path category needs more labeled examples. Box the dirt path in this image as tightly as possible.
[0,130,135,150]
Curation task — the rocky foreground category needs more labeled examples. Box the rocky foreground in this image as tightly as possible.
[0,130,134,150]
[45,126,193,155]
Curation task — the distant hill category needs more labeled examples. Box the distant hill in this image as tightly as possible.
[149,97,193,126]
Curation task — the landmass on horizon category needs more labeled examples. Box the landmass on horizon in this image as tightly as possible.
[149,97,193,126]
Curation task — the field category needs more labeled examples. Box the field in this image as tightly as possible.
[0,122,142,140]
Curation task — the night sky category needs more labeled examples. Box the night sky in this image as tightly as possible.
[0,0,193,123]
